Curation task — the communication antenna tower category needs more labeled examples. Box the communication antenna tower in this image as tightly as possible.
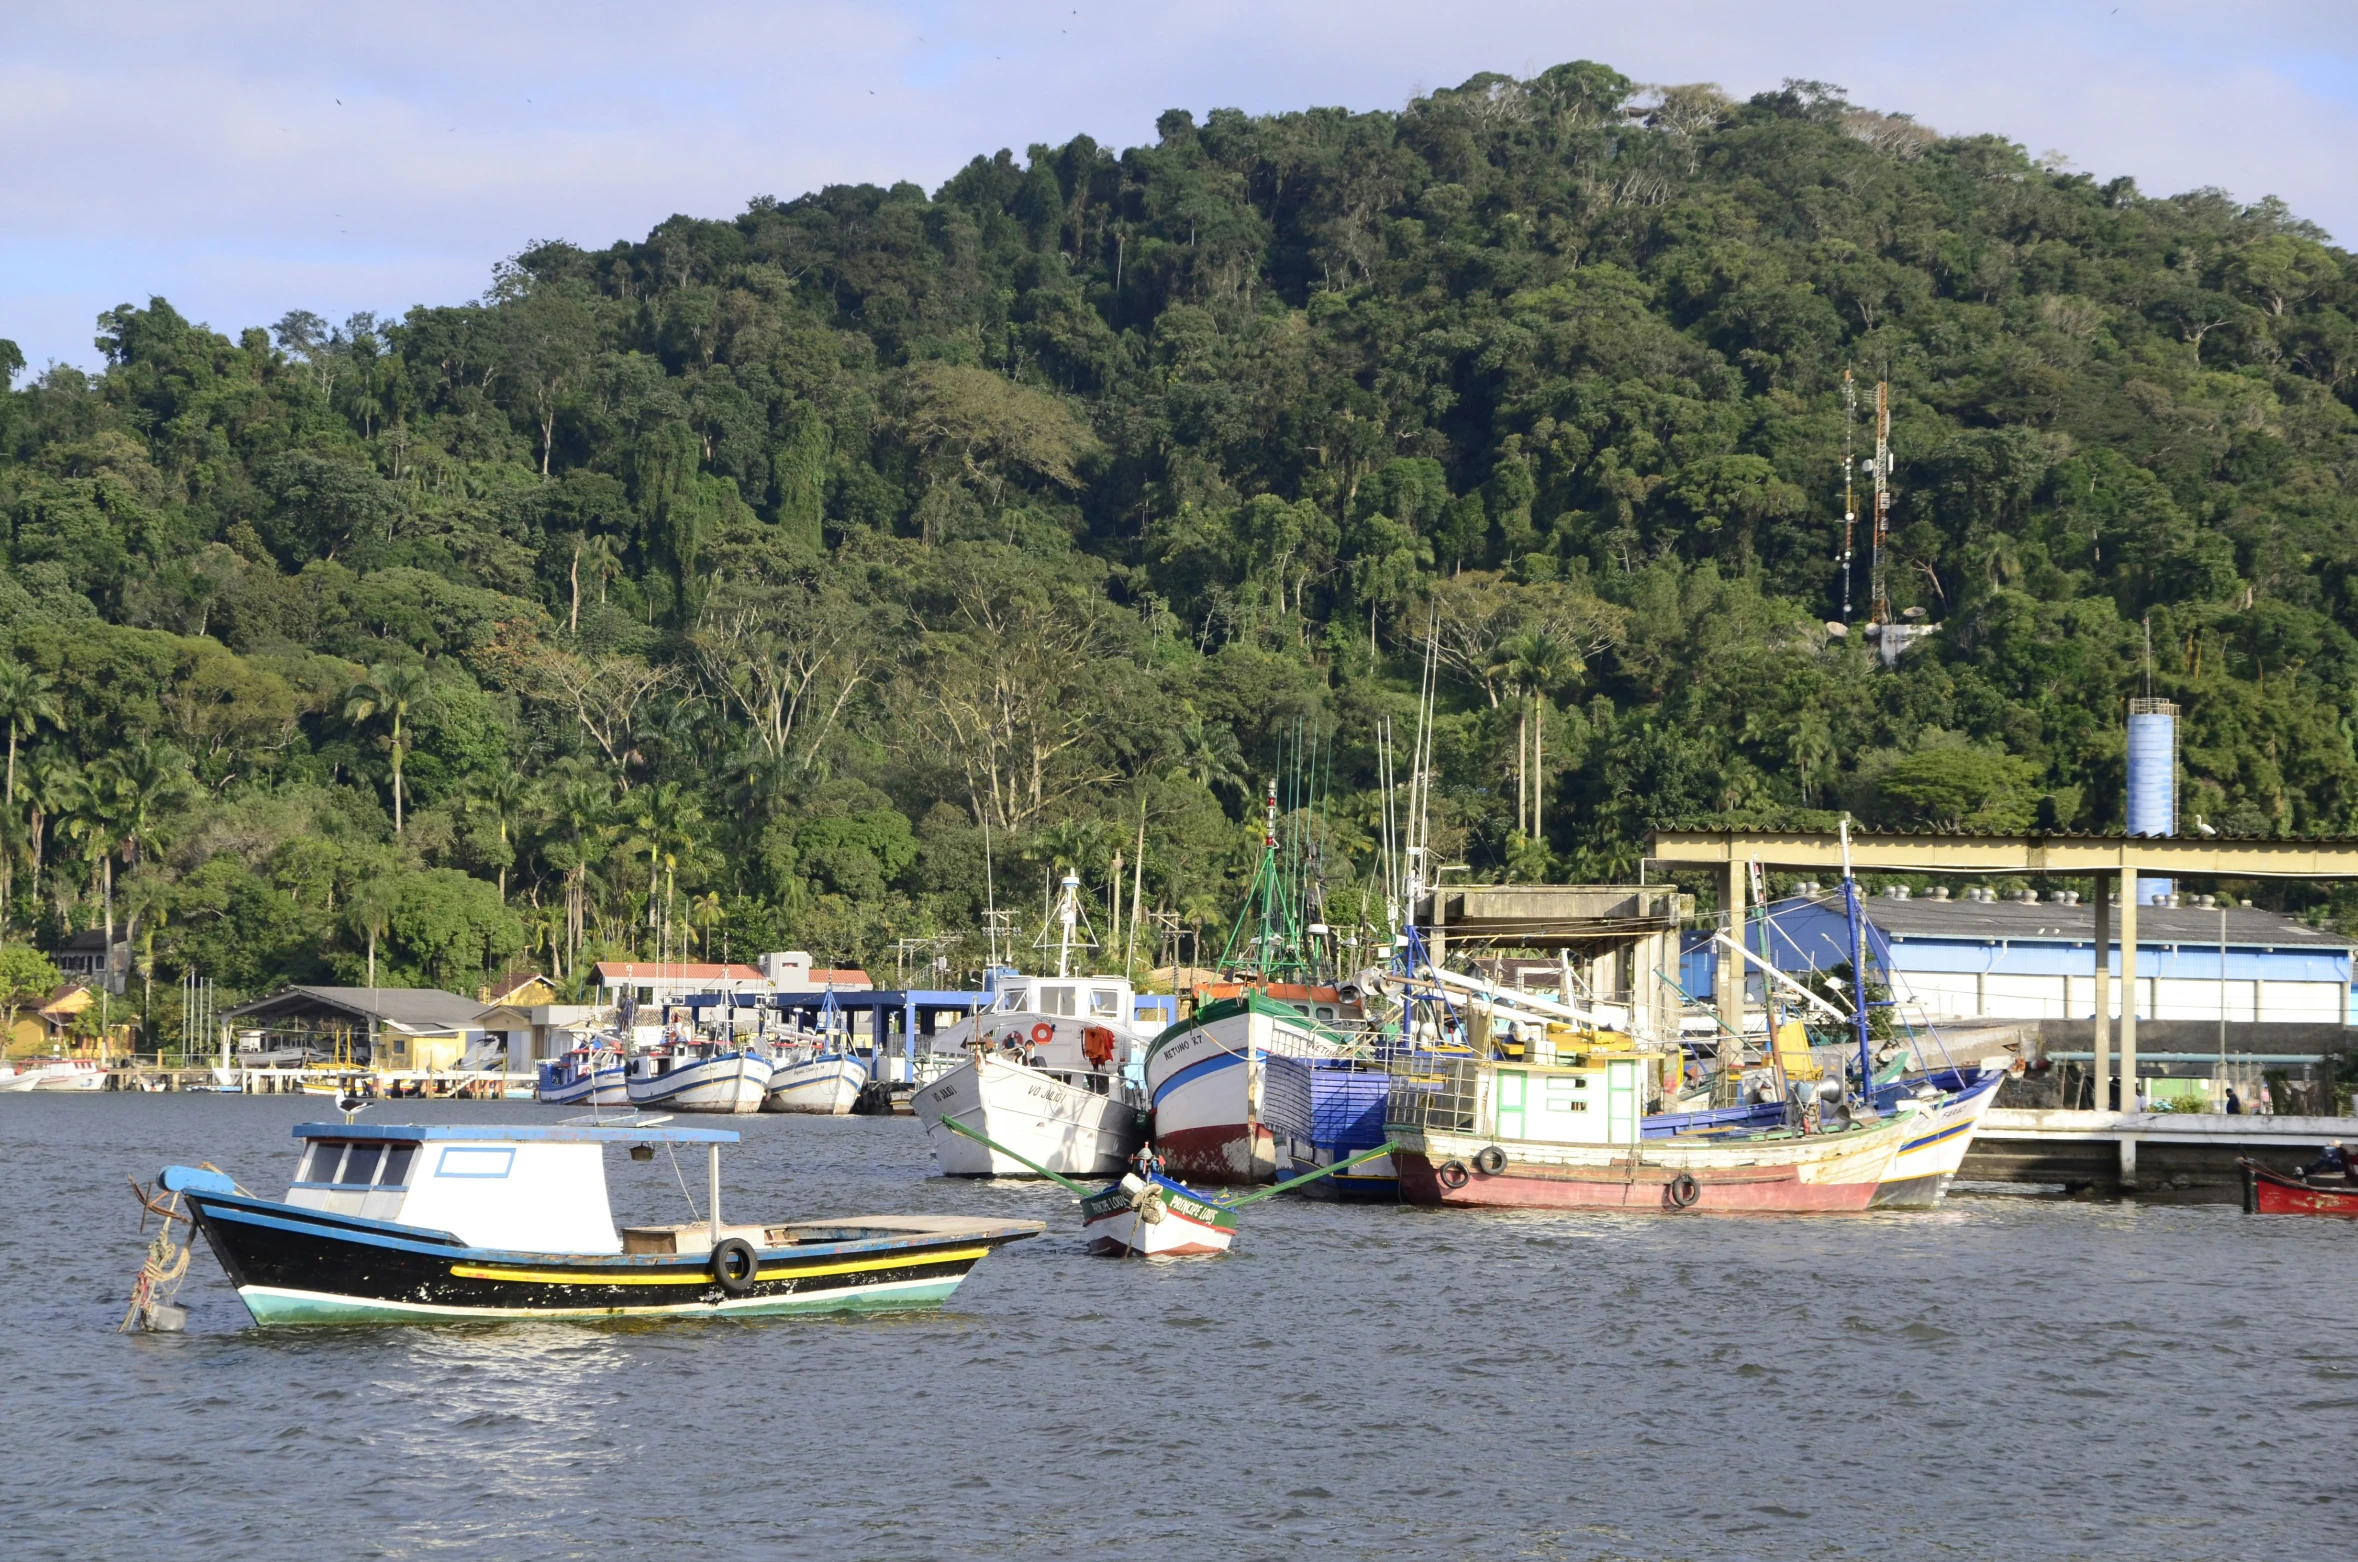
[1869,379,1892,626]
[1839,369,1856,624]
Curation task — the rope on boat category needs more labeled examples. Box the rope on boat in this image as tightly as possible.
[937,1115,1094,1197]
[1219,1143,1401,1208]
[120,1176,194,1333]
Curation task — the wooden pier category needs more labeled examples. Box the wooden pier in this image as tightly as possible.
[100,1068,535,1098]
[1963,1108,2358,1197]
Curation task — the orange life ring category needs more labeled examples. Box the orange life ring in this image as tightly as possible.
[1030,1022,1056,1046]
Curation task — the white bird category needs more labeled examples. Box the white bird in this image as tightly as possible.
[2195,814,2218,837]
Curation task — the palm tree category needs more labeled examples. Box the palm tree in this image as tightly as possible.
[460,767,534,900]
[26,757,81,922]
[626,782,706,961]
[689,891,725,960]
[346,662,433,834]
[119,870,170,1044]
[92,742,193,995]
[0,658,59,810]
[0,661,58,932]
[545,773,618,976]
[347,875,402,989]
[1493,630,1580,845]
[1169,711,1248,812]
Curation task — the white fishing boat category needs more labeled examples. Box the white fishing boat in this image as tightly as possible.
[1144,991,1355,1182]
[764,1049,866,1115]
[20,1057,107,1092]
[536,1045,628,1107]
[625,1044,771,1114]
[913,875,1155,1177]
[0,1064,37,1092]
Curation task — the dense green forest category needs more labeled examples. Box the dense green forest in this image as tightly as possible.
[3,62,2355,1029]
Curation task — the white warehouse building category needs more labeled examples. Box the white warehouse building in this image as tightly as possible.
[1696,887,2356,1027]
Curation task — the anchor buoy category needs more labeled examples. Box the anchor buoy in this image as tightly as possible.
[1473,1145,1508,1176]
[710,1237,759,1295]
[1437,1160,1470,1190]
[1031,1022,1057,1046]
[1665,1173,1700,1210]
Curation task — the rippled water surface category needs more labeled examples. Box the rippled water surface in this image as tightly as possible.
[2,1092,2349,1561]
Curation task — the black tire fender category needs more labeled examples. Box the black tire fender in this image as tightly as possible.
[1665,1173,1701,1210]
[1437,1160,1471,1191]
[1473,1145,1508,1176]
[711,1236,760,1295]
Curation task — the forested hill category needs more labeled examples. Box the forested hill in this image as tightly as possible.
[3,62,2356,1011]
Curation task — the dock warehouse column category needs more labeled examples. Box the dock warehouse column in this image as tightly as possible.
[1717,858,1745,1086]
[2091,872,2111,1112]
[2117,863,2140,1187]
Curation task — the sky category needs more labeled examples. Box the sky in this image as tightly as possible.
[4,0,2354,374]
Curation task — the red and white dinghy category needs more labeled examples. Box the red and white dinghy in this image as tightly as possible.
[2241,1159,2358,1217]
[1079,1171,1237,1257]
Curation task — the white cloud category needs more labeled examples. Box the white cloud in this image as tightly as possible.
[3,0,2352,370]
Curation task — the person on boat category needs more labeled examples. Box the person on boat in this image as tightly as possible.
[2297,1142,2354,1181]
[1131,1145,1167,1181]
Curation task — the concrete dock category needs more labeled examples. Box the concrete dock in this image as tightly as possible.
[1963,1108,2358,1197]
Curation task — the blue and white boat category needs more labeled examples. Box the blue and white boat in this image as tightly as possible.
[153,1119,1041,1324]
[536,1045,627,1107]
[764,1047,867,1115]
[625,1044,772,1114]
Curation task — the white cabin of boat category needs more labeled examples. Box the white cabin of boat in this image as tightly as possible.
[285,1121,738,1256]
[1394,1053,1656,1149]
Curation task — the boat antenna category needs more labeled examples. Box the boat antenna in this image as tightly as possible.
[981,807,999,971]
[1840,367,1856,626]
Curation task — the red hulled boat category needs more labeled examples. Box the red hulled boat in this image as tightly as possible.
[2240,1159,2358,1217]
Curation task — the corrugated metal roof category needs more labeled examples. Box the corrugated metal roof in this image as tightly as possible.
[1827,896,2352,949]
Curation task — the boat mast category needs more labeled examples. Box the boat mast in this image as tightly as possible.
[1056,873,1079,979]
[1839,816,1872,1101]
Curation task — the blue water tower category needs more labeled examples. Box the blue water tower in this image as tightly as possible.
[2126,697,2178,901]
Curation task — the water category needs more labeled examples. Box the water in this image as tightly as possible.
[2,1092,2347,1561]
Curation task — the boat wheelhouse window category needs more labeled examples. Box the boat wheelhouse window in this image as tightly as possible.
[338,1144,383,1186]
[1315,1006,1337,1021]
[1089,989,1119,1017]
[1040,987,1076,1017]
[302,1142,345,1183]
[998,989,1028,1012]
[379,1144,416,1187]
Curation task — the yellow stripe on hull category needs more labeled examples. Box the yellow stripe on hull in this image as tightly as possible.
[449,1245,992,1286]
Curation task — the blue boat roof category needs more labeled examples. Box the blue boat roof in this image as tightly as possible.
[292,1122,739,1145]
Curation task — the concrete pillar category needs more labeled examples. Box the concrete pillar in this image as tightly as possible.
[2118,1133,2139,1189]
[2091,872,2111,1112]
[1718,860,1746,1091]
[2119,865,2139,1122]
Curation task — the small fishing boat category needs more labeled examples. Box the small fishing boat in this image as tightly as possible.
[2240,1159,2358,1217]
[763,1048,866,1115]
[536,1044,627,1107]
[155,1119,1042,1323]
[0,1064,39,1093]
[1081,1166,1237,1257]
[625,1043,771,1114]
[20,1057,107,1091]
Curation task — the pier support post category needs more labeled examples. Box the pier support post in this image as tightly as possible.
[2119,866,2139,1127]
[2091,873,2110,1112]
[2118,1133,2138,1189]
[1717,859,1746,1097]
